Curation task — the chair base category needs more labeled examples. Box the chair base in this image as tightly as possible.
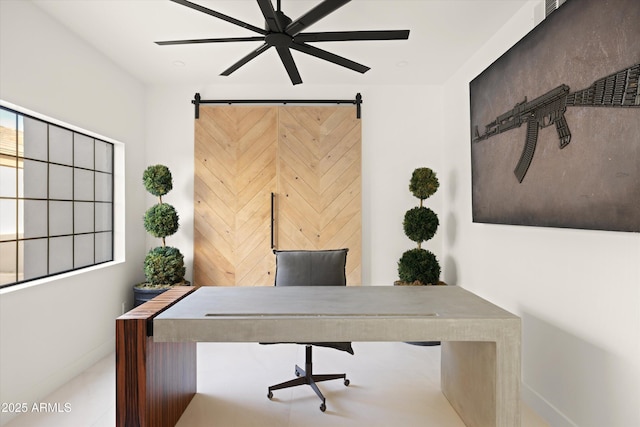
[267,345,350,412]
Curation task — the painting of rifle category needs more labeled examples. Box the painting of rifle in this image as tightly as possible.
[473,63,640,182]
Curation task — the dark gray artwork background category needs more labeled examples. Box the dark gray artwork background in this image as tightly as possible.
[470,0,640,232]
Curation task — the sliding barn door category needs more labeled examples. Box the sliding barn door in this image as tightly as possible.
[194,107,278,286]
[194,105,361,286]
[276,107,361,284]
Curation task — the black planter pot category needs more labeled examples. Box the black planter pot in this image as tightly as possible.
[133,286,170,307]
[133,282,192,307]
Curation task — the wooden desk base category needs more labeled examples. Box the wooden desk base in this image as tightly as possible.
[116,287,197,427]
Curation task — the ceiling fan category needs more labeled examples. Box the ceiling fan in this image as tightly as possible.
[155,0,410,85]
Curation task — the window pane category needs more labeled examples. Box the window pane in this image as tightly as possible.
[0,199,16,242]
[22,200,47,239]
[0,110,18,199]
[95,140,112,173]
[49,201,72,236]
[49,236,72,273]
[74,168,94,201]
[23,238,47,280]
[74,234,94,268]
[23,117,47,161]
[95,172,112,202]
[0,112,18,200]
[0,241,17,285]
[74,134,94,169]
[95,232,112,263]
[0,165,17,198]
[49,125,73,166]
[49,164,72,200]
[21,159,48,199]
[74,202,94,234]
[17,240,24,282]
[95,203,112,232]
[0,109,18,155]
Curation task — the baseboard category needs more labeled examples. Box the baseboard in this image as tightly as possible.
[522,381,578,427]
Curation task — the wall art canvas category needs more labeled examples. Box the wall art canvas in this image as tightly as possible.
[470,0,640,232]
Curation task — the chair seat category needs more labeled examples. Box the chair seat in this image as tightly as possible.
[260,341,354,354]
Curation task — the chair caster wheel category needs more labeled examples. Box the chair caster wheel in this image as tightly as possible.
[320,403,326,412]
[344,379,350,386]
[267,391,273,399]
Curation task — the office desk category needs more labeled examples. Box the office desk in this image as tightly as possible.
[154,285,521,427]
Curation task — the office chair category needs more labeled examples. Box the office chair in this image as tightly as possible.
[266,249,353,412]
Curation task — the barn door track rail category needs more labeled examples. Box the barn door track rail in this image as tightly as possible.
[192,93,362,119]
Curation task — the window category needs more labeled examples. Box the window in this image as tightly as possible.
[0,105,114,288]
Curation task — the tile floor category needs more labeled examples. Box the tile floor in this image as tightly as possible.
[4,342,550,427]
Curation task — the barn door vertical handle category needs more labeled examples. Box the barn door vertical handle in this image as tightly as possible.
[271,192,276,249]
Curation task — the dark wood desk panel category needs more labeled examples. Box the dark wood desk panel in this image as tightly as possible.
[116,286,197,427]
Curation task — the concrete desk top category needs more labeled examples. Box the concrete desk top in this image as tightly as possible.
[153,285,519,343]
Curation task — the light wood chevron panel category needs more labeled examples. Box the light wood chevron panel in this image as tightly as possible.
[195,106,277,286]
[195,105,361,286]
[276,106,361,284]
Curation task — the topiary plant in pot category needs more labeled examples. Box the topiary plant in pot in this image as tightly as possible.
[395,167,443,286]
[396,167,443,346]
[133,164,188,306]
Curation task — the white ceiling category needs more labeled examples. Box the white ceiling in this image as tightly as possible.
[32,0,533,87]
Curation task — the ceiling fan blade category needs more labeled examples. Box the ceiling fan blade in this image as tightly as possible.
[294,30,410,43]
[256,0,283,32]
[275,46,303,85]
[220,43,272,76]
[156,36,265,45]
[170,0,267,35]
[285,0,351,36]
[290,42,370,74]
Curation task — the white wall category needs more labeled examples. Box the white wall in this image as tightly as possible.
[3,1,637,427]
[145,83,444,286]
[442,2,640,426]
[0,2,147,425]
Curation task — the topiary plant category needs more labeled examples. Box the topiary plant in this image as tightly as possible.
[144,246,185,286]
[144,203,179,244]
[403,206,438,245]
[396,167,441,286]
[398,248,440,285]
[140,164,186,288]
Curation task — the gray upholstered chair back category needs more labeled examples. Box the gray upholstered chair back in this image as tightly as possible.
[272,248,353,354]
[273,249,348,287]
